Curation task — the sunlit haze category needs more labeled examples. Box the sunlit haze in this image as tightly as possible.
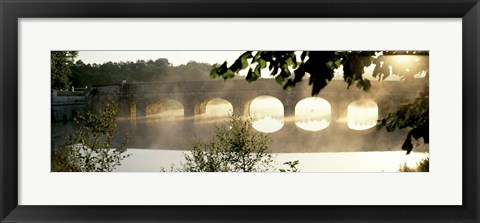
[295,97,331,131]
[52,50,429,173]
[348,99,379,130]
[77,51,244,66]
[250,96,285,133]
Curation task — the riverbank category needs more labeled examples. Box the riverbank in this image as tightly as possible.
[113,149,429,172]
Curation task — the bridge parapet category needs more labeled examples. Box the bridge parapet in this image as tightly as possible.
[117,78,426,120]
[121,78,425,95]
[83,78,428,152]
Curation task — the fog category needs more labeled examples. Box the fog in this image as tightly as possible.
[113,149,429,172]
[53,72,429,155]
[295,97,331,131]
[85,91,426,153]
[52,53,429,172]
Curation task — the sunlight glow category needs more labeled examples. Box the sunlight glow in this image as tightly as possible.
[147,99,184,119]
[115,149,429,173]
[250,96,284,133]
[205,98,233,117]
[385,55,427,76]
[347,99,378,130]
[252,116,284,133]
[295,97,331,131]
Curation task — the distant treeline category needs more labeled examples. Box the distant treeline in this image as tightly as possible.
[71,59,214,87]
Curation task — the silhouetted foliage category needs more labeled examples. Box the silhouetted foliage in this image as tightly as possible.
[378,85,429,154]
[51,101,130,172]
[211,51,429,154]
[179,115,275,172]
[51,51,78,90]
[279,160,300,172]
[399,157,429,172]
[71,59,213,87]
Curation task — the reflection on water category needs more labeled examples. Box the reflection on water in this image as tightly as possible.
[252,116,284,133]
[52,97,428,154]
[147,99,184,121]
[113,149,429,172]
[297,119,330,131]
[295,97,331,131]
[205,98,233,117]
[348,99,378,130]
[250,96,284,133]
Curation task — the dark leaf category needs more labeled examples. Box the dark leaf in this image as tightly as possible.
[245,68,254,83]
[300,51,309,63]
[258,58,267,69]
[402,130,414,155]
[210,67,218,79]
[275,75,284,85]
[240,51,253,69]
[283,80,295,91]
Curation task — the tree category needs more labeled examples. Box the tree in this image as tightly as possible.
[398,157,429,172]
[210,51,429,154]
[279,160,300,172]
[51,101,130,172]
[178,115,275,172]
[70,58,214,87]
[378,85,429,154]
[51,51,78,90]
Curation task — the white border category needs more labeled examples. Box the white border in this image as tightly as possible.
[19,19,462,205]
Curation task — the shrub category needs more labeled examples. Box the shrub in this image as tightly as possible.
[51,101,130,172]
[179,115,275,172]
[399,157,429,172]
[279,160,300,172]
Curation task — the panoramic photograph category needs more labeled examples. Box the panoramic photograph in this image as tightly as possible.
[51,51,429,172]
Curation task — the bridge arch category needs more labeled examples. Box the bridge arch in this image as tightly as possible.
[205,98,233,117]
[195,97,233,117]
[146,99,184,119]
[126,100,136,117]
[347,99,378,130]
[248,95,284,133]
[295,97,331,131]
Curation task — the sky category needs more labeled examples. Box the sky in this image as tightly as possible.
[77,51,243,66]
[76,50,415,80]
[76,50,298,78]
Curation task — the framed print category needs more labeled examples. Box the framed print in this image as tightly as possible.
[1,0,479,222]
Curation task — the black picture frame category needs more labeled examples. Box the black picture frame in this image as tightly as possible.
[1,0,479,222]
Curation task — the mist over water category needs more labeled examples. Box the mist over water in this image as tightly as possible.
[52,95,428,155]
[113,149,429,172]
[348,99,379,130]
[204,98,233,117]
[295,97,331,131]
[52,52,430,172]
[250,96,284,133]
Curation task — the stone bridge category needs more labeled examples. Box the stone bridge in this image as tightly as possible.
[116,78,425,122]
[53,78,428,152]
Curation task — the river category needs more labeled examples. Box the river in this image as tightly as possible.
[52,99,429,172]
